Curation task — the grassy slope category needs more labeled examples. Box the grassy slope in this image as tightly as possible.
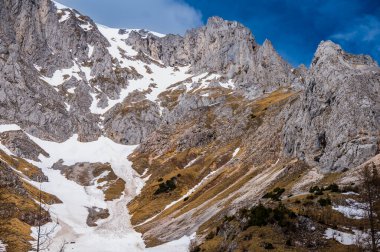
[0,152,61,252]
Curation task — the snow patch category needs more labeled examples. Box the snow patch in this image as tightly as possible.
[90,24,192,114]
[332,199,367,219]
[0,241,7,252]
[57,9,70,23]
[88,45,94,57]
[67,87,76,94]
[0,124,21,133]
[24,133,149,251]
[184,157,199,169]
[146,233,196,252]
[21,131,191,251]
[34,64,42,71]
[65,102,71,111]
[232,148,240,158]
[81,65,93,81]
[80,22,93,31]
[40,63,81,86]
[342,191,360,196]
[324,228,361,245]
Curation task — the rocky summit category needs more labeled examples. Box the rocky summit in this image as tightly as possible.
[0,0,379,252]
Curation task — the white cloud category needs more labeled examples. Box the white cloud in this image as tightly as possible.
[329,15,380,62]
[330,15,380,43]
[56,0,203,35]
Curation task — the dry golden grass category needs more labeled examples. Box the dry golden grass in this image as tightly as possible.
[158,89,186,111]
[94,165,126,201]
[0,150,46,181]
[104,178,126,201]
[0,187,50,252]
[130,140,242,226]
[0,219,32,252]
[198,223,359,252]
[285,192,366,229]
[131,88,301,241]
[0,158,61,252]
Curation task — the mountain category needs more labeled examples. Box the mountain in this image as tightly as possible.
[0,0,379,251]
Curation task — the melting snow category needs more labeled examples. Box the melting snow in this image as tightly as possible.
[324,228,362,245]
[22,133,149,251]
[65,102,71,111]
[146,233,196,252]
[232,148,240,157]
[89,24,192,114]
[34,64,42,71]
[81,65,93,81]
[57,9,70,23]
[341,191,360,196]
[332,199,367,219]
[40,62,81,86]
[67,87,76,94]
[0,124,21,133]
[0,124,194,251]
[80,22,93,31]
[184,157,200,169]
[88,45,94,57]
[0,241,7,252]
[179,73,234,92]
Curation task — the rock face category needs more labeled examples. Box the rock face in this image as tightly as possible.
[0,130,49,162]
[103,92,161,144]
[283,41,380,172]
[127,17,301,98]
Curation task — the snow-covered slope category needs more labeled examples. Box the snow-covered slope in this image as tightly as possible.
[0,124,193,251]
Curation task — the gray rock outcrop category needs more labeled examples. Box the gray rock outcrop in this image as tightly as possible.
[283,41,380,171]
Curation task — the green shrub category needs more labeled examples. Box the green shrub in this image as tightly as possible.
[309,186,323,195]
[325,183,340,192]
[249,204,272,226]
[341,185,359,193]
[273,204,296,227]
[205,232,215,240]
[224,215,235,222]
[263,242,274,249]
[246,204,296,228]
[318,198,331,207]
[190,246,201,252]
[262,187,285,201]
[306,195,315,200]
[154,177,177,195]
[309,185,320,193]
[286,238,292,246]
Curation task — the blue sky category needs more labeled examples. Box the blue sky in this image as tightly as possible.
[56,0,380,66]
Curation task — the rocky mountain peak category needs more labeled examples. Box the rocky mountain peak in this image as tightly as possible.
[205,16,249,34]
[312,40,378,70]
